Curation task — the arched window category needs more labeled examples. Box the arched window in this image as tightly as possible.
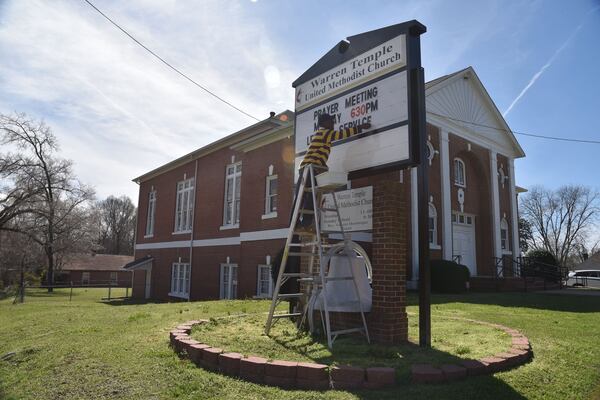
[500,217,509,251]
[429,203,439,248]
[454,158,466,187]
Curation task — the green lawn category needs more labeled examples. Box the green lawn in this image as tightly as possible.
[191,313,510,383]
[1,288,599,399]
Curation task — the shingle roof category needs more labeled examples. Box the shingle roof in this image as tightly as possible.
[574,253,600,271]
[123,255,154,270]
[60,254,133,272]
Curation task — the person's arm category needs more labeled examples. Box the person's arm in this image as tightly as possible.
[326,123,372,142]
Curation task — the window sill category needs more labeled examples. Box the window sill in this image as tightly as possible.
[502,250,513,255]
[261,212,278,220]
[220,224,240,231]
[454,183,466,188]
[143,234,154,239]
[169,292,189,299]
[429,244,442,250]
[172,230,192,235]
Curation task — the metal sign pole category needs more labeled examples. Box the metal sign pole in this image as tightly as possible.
[407,25,430,348]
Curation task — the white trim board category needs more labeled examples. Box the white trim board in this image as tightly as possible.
[135,228,289,250]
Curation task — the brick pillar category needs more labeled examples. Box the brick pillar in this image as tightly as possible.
[369,177,408,344]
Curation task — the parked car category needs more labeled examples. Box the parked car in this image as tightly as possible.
[564,270,600,288]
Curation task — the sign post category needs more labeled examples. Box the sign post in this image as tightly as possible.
[292,20,429,346]
[406,26,431,347]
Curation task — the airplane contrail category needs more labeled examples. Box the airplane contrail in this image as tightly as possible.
[503,6,599,117]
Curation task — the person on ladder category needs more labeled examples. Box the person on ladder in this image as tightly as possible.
[294,113,371,233]
[270,113,371,317]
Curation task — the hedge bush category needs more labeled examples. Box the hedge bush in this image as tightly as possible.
[525,249,558,266]
[430,259,471,293]
[523,249,561,281]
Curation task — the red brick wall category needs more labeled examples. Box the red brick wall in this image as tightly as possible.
[497,153,513,254]
[239,239,286,297]
[239,137,295,233]
[448,134,493,275]
[427,125,443,255]
[132,270,146,299]
[134,135,294,301]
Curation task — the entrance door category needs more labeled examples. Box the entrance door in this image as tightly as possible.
[452,224,476,276]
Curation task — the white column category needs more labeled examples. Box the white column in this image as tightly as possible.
[489,150,502,274]
[439,129,452,260]
[509,158,520,257]
[411,167,419,287]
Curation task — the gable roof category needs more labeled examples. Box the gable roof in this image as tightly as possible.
[61,254,133,272]
[133,110,293,183]
[425,66,525,158]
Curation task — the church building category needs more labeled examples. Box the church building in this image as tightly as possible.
[127,66,524,300]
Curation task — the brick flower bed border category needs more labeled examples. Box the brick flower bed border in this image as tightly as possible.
[168,318,532,390]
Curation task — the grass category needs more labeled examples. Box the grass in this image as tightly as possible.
[191,313,509,382]
[0,288,599,399]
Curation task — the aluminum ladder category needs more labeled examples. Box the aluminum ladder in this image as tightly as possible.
[264,163,370,348]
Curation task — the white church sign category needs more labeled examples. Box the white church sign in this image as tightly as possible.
[292,20,427,177]
[321,186,373,232]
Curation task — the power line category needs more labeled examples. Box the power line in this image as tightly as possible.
[82,0,261,122]
[428,111,600,145]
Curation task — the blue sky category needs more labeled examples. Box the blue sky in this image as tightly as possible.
[0,0,599,203]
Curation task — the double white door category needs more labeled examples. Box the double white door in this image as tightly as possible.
[452,224,477,276]
[220,264,238,299]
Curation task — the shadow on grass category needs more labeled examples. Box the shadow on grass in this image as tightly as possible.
[261,329,527,399]
[407,291,600,313]
[23,289,72,298]
[99,298,166,306]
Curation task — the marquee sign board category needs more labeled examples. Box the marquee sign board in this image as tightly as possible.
[292,20,426,177]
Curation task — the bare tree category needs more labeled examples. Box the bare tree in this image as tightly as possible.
[520,185,600,266]
[0,113,95,291]
[0,133,43,229]
[94,195,136,255]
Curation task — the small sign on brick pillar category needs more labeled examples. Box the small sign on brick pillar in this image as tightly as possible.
[368,177,408,344]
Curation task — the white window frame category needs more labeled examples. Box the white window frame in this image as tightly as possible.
[428,203,441,250]
[262,174,278,219]
[222,162,242,228]
[145,190,156,237]
[169,262,190,299]
[110,272,118,285]
[174,178,194,234]
[454,158,466,188]
[220,263,238,299]
[81,272,90,285]
[452,212,474,226]
[256,264,273,298]
[500,218,511,253]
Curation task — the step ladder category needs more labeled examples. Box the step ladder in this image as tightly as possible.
[264,163,370,349]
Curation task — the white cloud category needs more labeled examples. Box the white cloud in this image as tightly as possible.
[0,0,297,201]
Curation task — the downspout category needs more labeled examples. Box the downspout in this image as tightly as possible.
[188,159,199,301]
[132,180,140,297]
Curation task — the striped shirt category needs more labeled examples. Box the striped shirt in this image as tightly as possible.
[300,127,361,168]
